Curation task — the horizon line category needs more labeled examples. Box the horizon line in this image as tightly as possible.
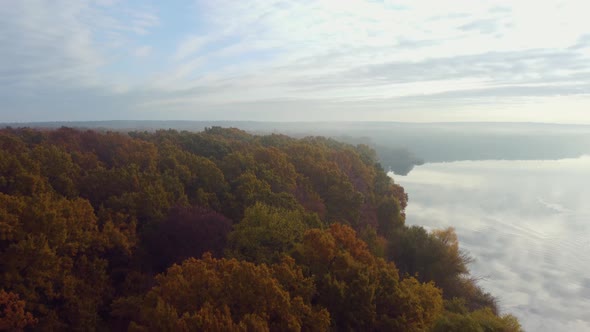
[2,120,590,127]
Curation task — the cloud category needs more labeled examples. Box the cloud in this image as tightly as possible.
[1,0,590,122]
[141,0,590,121]
[459,18,503,34]
[0,1,158,89]
[570,34,590,50]
[0,2,102,88]
[172,35,212,61]
[129,11,159,35]
[134,45,152,57]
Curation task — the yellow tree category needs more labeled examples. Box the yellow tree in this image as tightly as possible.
[115,254,330,332]
[0,193,112,330]
[295,224,443,331]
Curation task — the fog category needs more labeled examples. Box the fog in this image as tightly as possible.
[394,156,590,331]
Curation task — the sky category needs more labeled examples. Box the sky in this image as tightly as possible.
[1,0,590,123]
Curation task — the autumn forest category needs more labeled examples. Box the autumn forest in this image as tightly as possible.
[0,127,521,331]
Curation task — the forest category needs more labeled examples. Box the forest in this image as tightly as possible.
[0,127,521,331]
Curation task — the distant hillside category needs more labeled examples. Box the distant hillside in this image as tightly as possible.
[4,121,589,174]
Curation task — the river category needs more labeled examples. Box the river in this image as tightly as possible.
[393,156,590,331]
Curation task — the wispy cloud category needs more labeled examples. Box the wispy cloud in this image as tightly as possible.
[173,35,212,61]
[1,0,589,122]
[0,0,158,89]
[134,45,153,58]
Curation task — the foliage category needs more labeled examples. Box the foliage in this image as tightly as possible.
[0,290,37,331]
[387,226,498,311]
[144,206,233,272]
[0,127,519,330]
[0,193,112,330]
[294,224,443,331]
[115,254,330,332]
[227,203,321,264]
[433,299,523,332]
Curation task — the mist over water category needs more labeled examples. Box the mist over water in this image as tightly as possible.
[394,156,590,332]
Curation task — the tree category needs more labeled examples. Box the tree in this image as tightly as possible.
[295,224,443,331]
[114,254,330,331]
[433,300,523,332]
[32,144,80,198]
[377,196,404,236]
[387,226,498,312]
[0,194,112,330]
[227,203,321,264]
[144,206,233,272]
[0,127,521,330]
[0,290,37,331]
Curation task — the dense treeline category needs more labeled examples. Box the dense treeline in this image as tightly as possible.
[0,127,521,331]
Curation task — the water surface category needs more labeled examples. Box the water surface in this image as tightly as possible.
[394,156,590,331]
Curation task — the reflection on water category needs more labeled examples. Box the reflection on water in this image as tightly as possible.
[393,156,590,332]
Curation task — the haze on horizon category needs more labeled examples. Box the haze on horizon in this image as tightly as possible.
[1,0,590,123]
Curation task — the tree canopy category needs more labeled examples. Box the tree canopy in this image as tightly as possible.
[0,127,521,331]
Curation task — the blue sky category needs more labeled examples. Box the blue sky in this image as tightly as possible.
[1,0,590,122]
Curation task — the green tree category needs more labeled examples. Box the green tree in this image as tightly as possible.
[227,203,321,264]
